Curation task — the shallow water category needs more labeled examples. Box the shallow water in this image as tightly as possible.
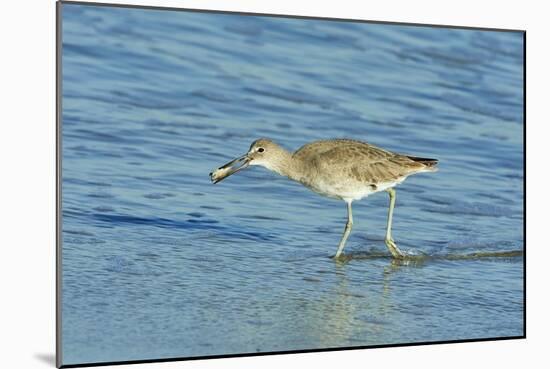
[60,4,524,365]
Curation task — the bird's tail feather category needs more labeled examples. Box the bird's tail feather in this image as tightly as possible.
[406,156,439,170]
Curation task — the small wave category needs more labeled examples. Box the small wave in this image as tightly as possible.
[63,42,105,59]
[444,250,523,260]
[243,86,334,110]
[92,213,217,230]
[64,229,95,237]
[336,249,523,263]
[64,177,112,187]
[442,93,521,123]
[90,213,274,242]
[236,214,285,221]
[423,200,512,218]
[200,205,223,210]
[187,212,205,218]
[93,206,114,213]
[191,89,232,103]
[87,192,114,199]
[143,193,176,200]
[224,22,264,37]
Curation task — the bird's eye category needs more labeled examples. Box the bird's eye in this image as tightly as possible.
[258,148,265,153]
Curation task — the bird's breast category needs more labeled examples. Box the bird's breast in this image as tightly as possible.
[298,176,369,201]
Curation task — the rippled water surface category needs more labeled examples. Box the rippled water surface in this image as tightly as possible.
[61,4,524,365]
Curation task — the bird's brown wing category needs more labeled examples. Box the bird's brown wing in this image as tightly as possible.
[313,144,428,185]
[293,139,392,161]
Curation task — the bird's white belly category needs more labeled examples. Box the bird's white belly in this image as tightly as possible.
[306,177,406,201]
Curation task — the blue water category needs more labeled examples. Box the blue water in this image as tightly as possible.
[60,4,524,366]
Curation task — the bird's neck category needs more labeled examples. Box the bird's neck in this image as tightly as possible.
[263,149,304,183]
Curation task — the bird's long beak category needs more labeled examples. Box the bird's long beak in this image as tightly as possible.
[210,153,250,184]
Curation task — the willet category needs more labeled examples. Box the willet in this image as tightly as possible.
[209,138,438,259]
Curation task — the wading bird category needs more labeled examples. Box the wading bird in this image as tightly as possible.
[210,138,438,259]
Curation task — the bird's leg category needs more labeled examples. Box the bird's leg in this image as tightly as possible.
[334,200,353,259]
[385,188,404,258]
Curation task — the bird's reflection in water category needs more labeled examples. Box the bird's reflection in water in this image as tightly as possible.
[316,253,426,345]
[306,250,430,347]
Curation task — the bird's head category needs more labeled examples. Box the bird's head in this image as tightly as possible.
[209,138,283,184]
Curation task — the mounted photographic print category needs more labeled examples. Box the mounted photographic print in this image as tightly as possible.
[57,1,525,367]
